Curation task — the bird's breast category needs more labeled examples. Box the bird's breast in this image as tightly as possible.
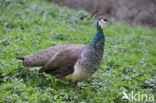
[65,63,92,82]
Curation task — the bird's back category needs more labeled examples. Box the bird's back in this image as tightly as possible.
[17,44,85,67]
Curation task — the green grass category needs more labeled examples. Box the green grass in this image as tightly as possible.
[0,0,155,102]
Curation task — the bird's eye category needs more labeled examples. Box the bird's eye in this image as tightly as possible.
[104,18,107,21]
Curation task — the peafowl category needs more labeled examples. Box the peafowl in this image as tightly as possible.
[16,17,109,89]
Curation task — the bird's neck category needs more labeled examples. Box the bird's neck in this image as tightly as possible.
[90,23,105,48]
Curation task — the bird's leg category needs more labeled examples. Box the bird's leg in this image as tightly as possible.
[72,82,78,90]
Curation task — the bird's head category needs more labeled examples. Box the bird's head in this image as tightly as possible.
[97,17,110,29]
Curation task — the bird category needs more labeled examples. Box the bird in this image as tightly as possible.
[16,17,109,89]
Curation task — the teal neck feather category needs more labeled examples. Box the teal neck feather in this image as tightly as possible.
[90,23,105,47]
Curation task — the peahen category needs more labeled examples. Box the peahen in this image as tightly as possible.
[16,17,109,89]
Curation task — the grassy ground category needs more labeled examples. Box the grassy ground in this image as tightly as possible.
[0,0,155,102]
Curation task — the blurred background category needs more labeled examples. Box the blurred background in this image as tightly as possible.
[49,0,156,27]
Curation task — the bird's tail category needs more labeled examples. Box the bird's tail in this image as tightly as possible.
[16,56,24,60]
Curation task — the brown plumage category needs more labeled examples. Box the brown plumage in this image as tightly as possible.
[16,44,85,78]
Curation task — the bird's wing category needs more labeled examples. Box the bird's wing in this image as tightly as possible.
[16,44,85,67]
[39,45,85,78]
